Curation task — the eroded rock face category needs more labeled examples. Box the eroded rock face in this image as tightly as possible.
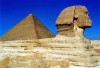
[0,5,100,68]
[0,38,100,68]
[56,6,92,37]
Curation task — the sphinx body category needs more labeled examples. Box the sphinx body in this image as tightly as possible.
[0,6,100,68]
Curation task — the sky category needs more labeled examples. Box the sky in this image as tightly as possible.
[0,0,100,40]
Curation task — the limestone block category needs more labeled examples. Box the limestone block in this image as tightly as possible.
[42,60,69,68]
[0,57,10,68]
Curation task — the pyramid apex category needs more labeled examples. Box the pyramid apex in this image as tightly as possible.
[28,14,33,16]
[25,14,34,19]
[27,14,34,17]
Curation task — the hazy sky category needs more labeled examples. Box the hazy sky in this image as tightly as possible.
[0,0,100,40]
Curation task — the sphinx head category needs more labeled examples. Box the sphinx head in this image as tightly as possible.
[56,6,92,37]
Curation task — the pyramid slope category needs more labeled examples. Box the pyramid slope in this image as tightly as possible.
[34,16,54,39]
[1,14,54,41]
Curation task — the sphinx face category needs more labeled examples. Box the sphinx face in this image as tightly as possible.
[74,6,92,28]
[73,6,92,38]
[56,6,92,37]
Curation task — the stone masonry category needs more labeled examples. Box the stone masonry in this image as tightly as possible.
[0,6,100,68]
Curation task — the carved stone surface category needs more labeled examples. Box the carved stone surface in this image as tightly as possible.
[56,6,92,37]
[0,6,100,68]
[56,6,75,37]
[74,6,92,28]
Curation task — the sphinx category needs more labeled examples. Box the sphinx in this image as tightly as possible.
[56,6,92,38]
[0,6,100,68]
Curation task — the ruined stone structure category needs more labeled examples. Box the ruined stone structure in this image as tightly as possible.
[0,6,100,68]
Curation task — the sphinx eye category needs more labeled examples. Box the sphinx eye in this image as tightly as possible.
[85,11,88,14]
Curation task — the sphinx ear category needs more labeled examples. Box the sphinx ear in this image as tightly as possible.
[74,14,78,20]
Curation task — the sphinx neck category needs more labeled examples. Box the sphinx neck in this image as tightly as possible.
[74,26,85,38]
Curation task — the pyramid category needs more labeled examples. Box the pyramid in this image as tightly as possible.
[1,14,54,41]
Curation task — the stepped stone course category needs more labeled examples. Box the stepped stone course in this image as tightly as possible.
[0,5,100,68]
[1,14,54,41]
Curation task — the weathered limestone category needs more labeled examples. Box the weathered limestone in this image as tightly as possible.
[1,14,54,41]
[56,6,75,37]
[74,6,92,38]
[91,41,100,53]
[0,6,100,68]
[0,38,100,68]
[56,6,92,38]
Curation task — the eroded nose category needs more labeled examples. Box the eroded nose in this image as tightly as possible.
[86,16,92,23]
